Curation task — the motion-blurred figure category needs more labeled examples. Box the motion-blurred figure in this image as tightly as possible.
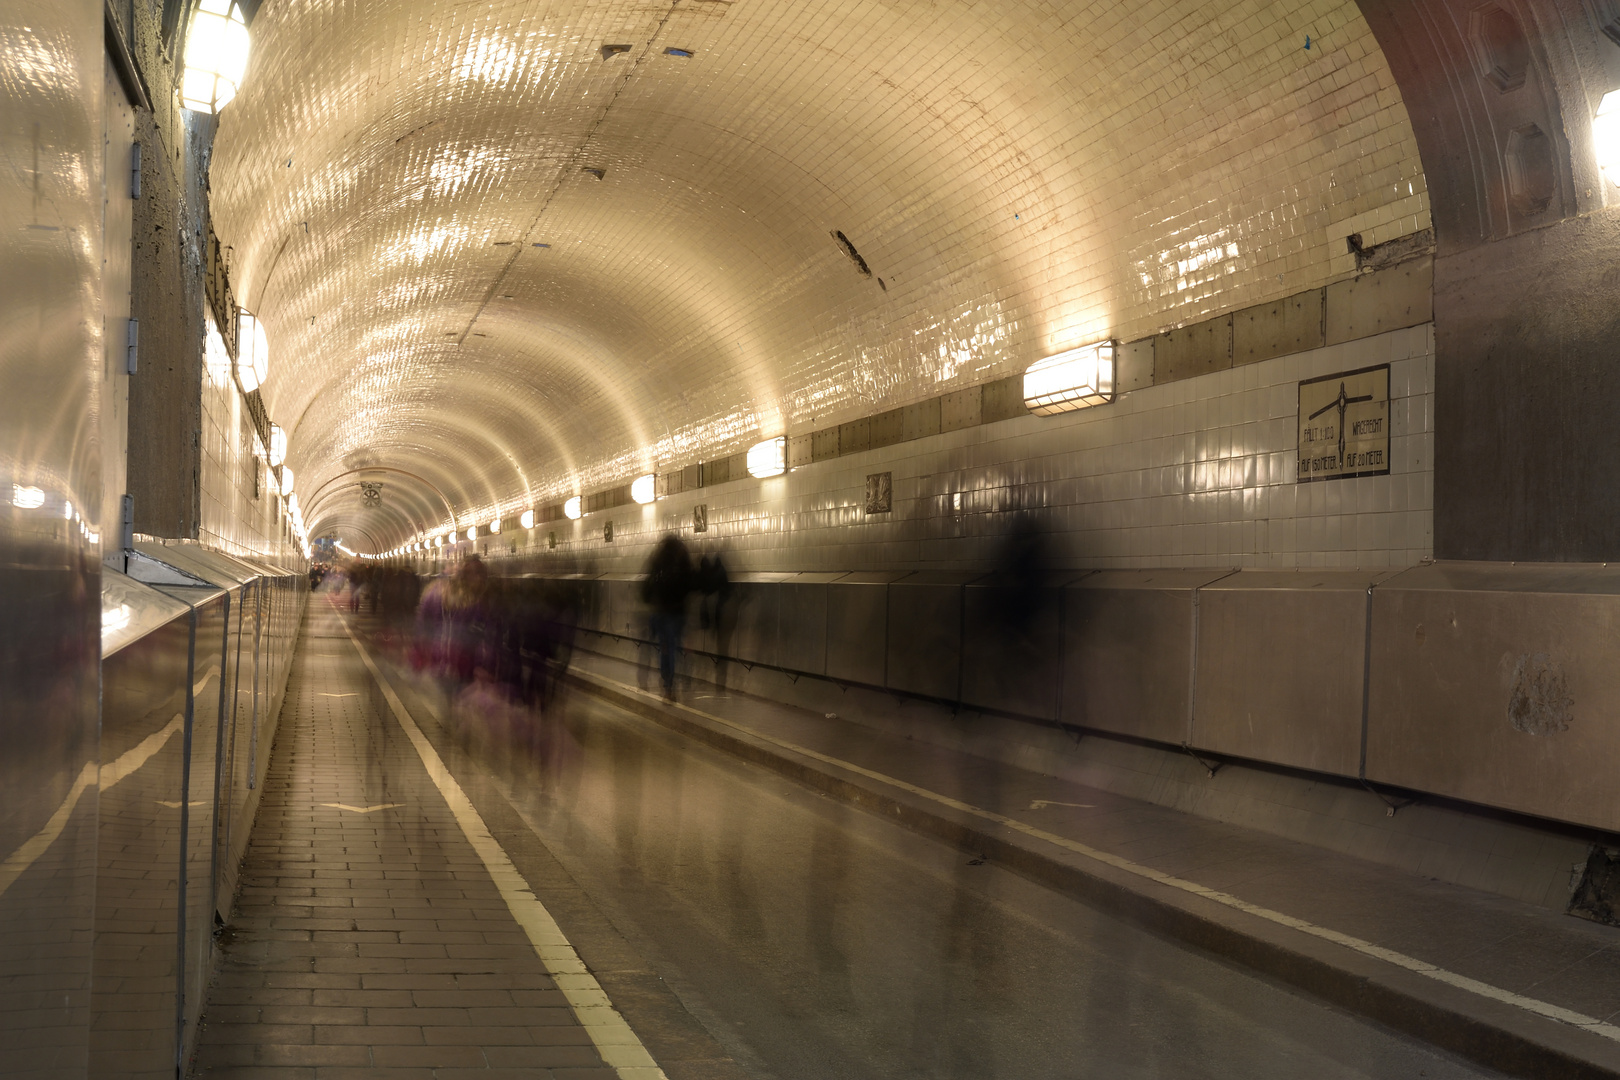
[987,512,1052,636]
[696,550,733,690]
[641,534,693,700]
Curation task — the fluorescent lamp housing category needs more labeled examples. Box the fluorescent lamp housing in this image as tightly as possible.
[279,466,294,493]
[1596,90,1620,182]
[268,423,287,467]
[564,496,582,520]
[181,0,250,114]
[631,474,656,504]
[520,509,535,529]
[11,485,44,509]
[236,310,269,392]
[747,436,787,479]
[1023,340,1116,416]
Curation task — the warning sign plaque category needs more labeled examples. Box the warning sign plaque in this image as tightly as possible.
[1297,364,1390,483]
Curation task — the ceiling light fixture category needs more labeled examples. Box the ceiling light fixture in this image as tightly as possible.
[1023,340,1116,415]
[489,518,501,534]
[180,0,251,114]
[631,474,656,504]
[564,496,582,520]
[236,310,270,393]
[268,423,287,466]
[1595,90,1620,182]
[520,509,535,529]
[747,437,787,479]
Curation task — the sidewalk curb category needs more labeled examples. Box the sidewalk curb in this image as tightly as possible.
[568,667,1620,1080]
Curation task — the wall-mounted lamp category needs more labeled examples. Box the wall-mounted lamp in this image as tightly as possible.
[489,518,501,534]
[268,423,287,466]
[235,310,270,392]
[279,466,295,494]
[631,474,656,504]
[1023,340,1115,415]
[181,0,251,113]
[564,496,582,520]
[465,526,477,541]
[1595,90,1620,182]
[747,436,786,479]
[520,509,535,529]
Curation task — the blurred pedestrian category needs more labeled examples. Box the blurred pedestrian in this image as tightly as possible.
[641,534,693,700]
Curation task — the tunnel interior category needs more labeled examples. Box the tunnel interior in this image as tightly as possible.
[10,1,1620,1078]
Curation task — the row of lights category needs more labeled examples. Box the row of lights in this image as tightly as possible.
[373,342,1115,557]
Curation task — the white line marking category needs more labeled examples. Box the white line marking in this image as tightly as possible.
[338,615,666,1080]
[318,692,359,698]
[156,800,208,809]
[319,803,402,814]
[1030,800,1094,810]
[588,670,1620,1044]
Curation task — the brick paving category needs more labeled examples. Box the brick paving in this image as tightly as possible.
[191,611,615,1079]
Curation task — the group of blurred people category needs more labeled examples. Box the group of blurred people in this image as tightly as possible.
[323,534,739,762]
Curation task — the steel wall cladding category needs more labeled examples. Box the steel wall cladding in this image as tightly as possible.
[1060,570,1235,744]
[775,577,836,676]
[94,606,196,1079]
[529,560,1620,835]
[887,572,977,700]
[960,574,1086,721]
[92,556,305,1080]
[1192,571,1389,776]
[1366,562,1620,833]
[825,574,905,686]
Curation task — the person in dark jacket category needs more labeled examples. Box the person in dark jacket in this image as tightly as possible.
[641,534,693,699]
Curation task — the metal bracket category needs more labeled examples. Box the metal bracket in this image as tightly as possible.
[1181,743,1223,778]
[1361,779,1419,817]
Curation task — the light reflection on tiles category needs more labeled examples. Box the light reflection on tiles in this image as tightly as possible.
[208,0,1432,545]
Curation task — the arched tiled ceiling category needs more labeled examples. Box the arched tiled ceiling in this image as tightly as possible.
[210,0,1430,553]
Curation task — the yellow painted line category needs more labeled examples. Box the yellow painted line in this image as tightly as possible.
[587,669,1620,1044]
[337,614,666,1080]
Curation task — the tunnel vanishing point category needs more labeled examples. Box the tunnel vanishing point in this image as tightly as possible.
[10,2,1620,1078]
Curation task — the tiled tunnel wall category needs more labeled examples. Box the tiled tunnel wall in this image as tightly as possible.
[206,0,1435,544]
[460,318,1434,575]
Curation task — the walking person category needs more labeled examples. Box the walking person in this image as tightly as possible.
[640,534,694,700]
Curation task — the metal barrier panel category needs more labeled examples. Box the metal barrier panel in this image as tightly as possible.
[177,590,227,1062]
[825,573,906,687]
[1192,571,1388,777]
[886,572,973,700]
[727,573,798,668]
[961,573,1083,721]
[1367,562,1620,832]
[1060,570,1232,743]
[602,576,642,639]
[92,604,195,1079]
[775,575,839,678]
